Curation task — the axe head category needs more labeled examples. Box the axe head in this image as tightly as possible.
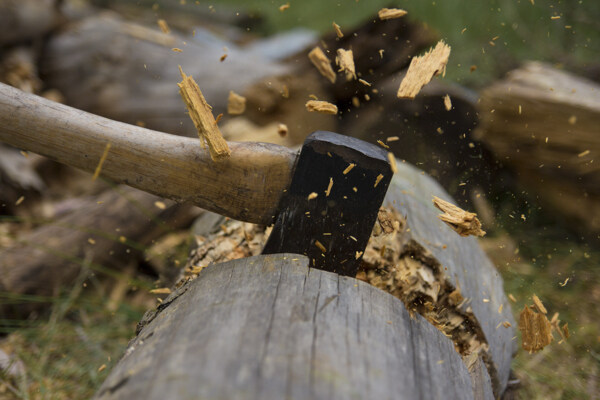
[262,131,393,276]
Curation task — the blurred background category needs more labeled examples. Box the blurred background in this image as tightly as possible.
[0,0,598,398]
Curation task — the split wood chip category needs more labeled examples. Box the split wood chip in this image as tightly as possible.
[397,41,451,99]
[305,100,338,115]
[178,66,231,161]
[336,49,357,81]
[93,142,111,180]
[277,123,288,137]
[227,91,246,115]
[519,305,553,353]
[332,22,343,38]
[444,94,452,111]
[308,47,337,84]
[432,196,486,237]
[378,8,408,20]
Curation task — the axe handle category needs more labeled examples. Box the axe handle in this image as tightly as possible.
[0,83,294,225]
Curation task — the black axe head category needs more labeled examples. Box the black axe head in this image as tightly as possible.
[262,131,393,276]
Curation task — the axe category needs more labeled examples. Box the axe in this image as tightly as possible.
[0,83,392,276]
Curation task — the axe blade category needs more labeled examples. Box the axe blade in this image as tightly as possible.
[262,131,393,276]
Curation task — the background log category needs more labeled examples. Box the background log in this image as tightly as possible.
[475,62,600,233]
[0,186,199,316]
[95,254,491,400]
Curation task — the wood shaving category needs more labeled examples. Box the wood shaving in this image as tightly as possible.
[305,100,338,115]
[432,196,486,237]
[343,163,356,174]
[444,94,452,111]
[519,305,553,353]
[532,294,548,314]
[397,41,451,99]
[388,152,397,173]
[157,19,170,34]
[332,22,343,38]
[150,288,172,294]
[325,178,333,196]
[336,49,356,81]
[378,8,408,20]
[178,66,231,161]
[227,91,246,115]
[92,142,111,180]
[308,47,337,84]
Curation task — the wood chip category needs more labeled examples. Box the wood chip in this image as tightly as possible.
[443,94,452,111]
[154,201,166,210]
[277,123,288,137]
[387,152,397,173]
[358,78,371,86]
[308,192,318,200]
[432,196,486,237]
[397,41,451,99]
[305,100,338,114]
[377,140,390,149]
[150,287,172,294]
[93,142,111,180]
[519,305,553,353]
[386,136,399,142]
[178,66,231,161]
[172,48,183,53]
[98,364,107,372]
[343,163,356,174]
[157,19,170,34]
[532,294,548,314]
[279,3,290,11]
[220,54,228,62]
[378,8,407,20]
[227,91,246,115]
[332,22,343,38]
[578,150,590,157]
[15,196,24,206]
[325,177,333,196]
[336,49,356,81]
[374,174,384,187]
[308,47,337,84]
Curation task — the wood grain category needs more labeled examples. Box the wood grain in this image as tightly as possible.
[0,83,295,224]
[95,254,479,400]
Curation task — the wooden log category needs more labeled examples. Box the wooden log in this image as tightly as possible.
[95,254,490,400]
[40,13,335,142]
[474,62,600,233]
[0,0,61,46]
[0,186,199,316]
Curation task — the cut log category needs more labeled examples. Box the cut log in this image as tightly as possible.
[0,186,199,316]
[95,254,489,400]
[474,62,600,233]
[95,158,514,399]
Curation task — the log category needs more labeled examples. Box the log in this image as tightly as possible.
[0,186,199,316]
[474,62,600,233]
[95,159,514,399]
[40,13,335,142]
[95,254,490,400]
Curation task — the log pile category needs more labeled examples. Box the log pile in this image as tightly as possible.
[475,62,600,233]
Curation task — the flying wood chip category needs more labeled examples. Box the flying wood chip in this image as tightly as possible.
[432,196,485,237]
[397,41,451,99]
[308,47,337,84]
[178,66,231,161]
[305,100,338,115]
[519,305,553,353]
[378,8,407,20]
[336,49,356,81]
[227,91,246,115]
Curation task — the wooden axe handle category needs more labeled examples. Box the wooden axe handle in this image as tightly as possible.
[0,83,295,224]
